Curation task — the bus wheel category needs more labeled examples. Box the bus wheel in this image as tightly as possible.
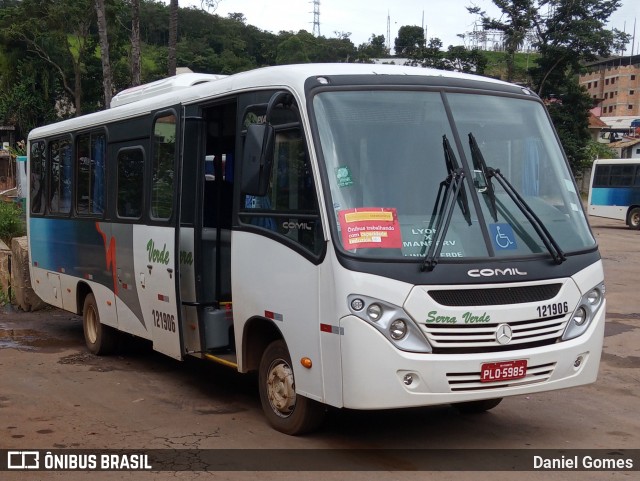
[82,293,117,355]
[452,398,503,414]
[628,207,640,230]
[258,339,325,435]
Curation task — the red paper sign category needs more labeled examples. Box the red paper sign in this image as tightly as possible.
[338,208,402,250]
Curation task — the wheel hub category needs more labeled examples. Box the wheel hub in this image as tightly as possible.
[86,306,98,344]
[266,359,296,418]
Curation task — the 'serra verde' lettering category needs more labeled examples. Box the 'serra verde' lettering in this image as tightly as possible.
[426,310,457,324]
[426,310,491,324]
[462,311,491,323]
[147,239,170,265]
[180,250,193,266]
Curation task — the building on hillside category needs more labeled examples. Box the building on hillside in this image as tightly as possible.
[608,137,640,159]
[588,112,609,142]
[579,55,640,117]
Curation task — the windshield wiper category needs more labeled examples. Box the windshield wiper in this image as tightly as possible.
[468,133,498,222]
[420,135,471,272]
[468,133,566,265]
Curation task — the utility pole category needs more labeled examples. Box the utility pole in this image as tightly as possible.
[387,11,391,53]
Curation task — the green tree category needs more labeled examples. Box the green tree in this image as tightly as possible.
[415,38,447,69]
[468,0,536,82]
[276,35,311,65]
[95,0,114,108]
[446,45,487,74]
[0,61,58,138]
[584,140,616,162]
[357,34,388,62]
[394,25,425,57]
[131,0,142,86]
[545,80,594,171]
[168,0,178,75]
[471,0,628,172]
[530,0,628,97]
[1,0,99,116]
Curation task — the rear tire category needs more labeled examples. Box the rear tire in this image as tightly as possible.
[83,293,117,355]
[258,339,325,435]
[452,398,503,414]
[627,207,640,230]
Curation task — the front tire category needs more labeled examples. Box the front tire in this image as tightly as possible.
[452,398,503,414]
[258,339,324,435]
[83,293,117,355]
[627,207,640,230]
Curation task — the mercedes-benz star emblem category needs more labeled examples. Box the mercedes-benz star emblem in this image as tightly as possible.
[495,323,513,345]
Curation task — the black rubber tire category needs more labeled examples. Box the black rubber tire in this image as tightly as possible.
[82,293,118,355]
[452,398,503,414]
[258,339,325,435]
[627,207,640,230]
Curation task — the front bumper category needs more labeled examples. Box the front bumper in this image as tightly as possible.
[340,300,605,409]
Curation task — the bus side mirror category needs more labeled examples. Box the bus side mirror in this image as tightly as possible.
[241,123,275,196]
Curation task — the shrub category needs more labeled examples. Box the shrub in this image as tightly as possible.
[0,200,26,244]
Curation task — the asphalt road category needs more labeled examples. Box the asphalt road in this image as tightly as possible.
[1,214,638,481]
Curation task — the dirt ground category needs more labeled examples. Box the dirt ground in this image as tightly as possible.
[0,214,639,481]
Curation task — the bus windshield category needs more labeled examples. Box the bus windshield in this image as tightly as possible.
[313,89,596,262]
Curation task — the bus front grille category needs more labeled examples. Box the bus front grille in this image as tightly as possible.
[428,284,562,306]
[421,315,567,353]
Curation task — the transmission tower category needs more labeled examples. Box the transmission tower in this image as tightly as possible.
[387,12,391,52]
[311,0,321,37]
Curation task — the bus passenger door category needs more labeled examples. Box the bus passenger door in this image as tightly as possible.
[136,110,183,360]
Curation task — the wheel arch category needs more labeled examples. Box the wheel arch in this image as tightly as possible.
[626,205,640,228]
[241,316,284,373]
[75,281,93,315]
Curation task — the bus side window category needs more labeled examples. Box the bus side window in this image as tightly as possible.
[30,140,46,215]
[241,127,323,256]
[49,137,72,215]
[117,148,145,219]
[76,132,106,216]
[151,113,177,220]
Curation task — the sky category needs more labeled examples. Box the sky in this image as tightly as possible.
[178,0,640,55]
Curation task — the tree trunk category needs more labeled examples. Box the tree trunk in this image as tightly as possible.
[168,0,178,76]
[131,0,141,86]
[94,0,113,108]
[74,58,83,116]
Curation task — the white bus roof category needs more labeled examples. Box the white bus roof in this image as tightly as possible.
[29,63,518,140]
[592,157,640,165]
[109,72,227,108]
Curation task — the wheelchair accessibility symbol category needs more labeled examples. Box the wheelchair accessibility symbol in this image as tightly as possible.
[489,223,517,250]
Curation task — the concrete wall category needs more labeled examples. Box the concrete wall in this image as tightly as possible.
[1,236,47,311]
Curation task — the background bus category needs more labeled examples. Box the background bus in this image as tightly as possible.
[588,158,640,229]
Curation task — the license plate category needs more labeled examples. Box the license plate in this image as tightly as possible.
[480,359,527,383]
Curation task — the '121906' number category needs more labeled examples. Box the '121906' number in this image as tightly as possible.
[153,310,176,332]
[536,302,569,318]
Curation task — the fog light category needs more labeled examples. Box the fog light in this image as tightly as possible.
[367,303,382,321]
[350,298,365,311]
[573,307,587,326]
[574,356,583,368]
[403,373,414,386]
[390,319,407,340]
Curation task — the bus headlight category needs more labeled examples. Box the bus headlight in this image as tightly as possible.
[562,283,605,341]
[347,294,431,353]
[367,303,383,322]
[572,307,587,326]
